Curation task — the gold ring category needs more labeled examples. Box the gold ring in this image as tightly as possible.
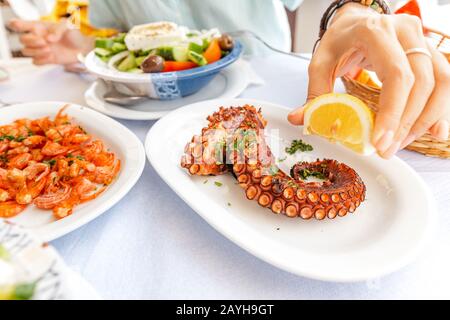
[405,48,432,59]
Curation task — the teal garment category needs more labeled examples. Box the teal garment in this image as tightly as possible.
[89,0,304,55]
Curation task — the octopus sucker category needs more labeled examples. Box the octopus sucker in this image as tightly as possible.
[258,192,273,207]
[271,198,286,214]
[285,202,300,218]
[246,185,261,200]
[181,105,366,220]
[314,206,326,220]
[299,206,314,220]
[327,207,338,219]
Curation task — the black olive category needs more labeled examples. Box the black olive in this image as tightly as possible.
[141,55,165,73]
[218,34,234,51]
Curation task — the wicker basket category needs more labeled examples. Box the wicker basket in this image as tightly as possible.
[342,27,450,159]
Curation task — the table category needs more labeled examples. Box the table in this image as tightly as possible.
[1,56,449,299]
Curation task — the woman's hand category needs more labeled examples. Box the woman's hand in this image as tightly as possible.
[288,3,450,159]
[8,19,93,66]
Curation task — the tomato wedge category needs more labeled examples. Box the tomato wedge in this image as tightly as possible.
[163,61,197,72]
[203,39,221,64]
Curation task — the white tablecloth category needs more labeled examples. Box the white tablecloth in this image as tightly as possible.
[1,57,449,299]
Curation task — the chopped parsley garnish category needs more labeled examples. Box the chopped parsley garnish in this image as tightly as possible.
[15,136,26,142]
[278,157,287,163]
[0,154,8,164]
[43,159,57,167]
[227,202,231,207]
[286,180,299,188]
[203,180,208,184]
[298,169,326,180]
[285,139,313,155]
[0,135,15,141]
[244,121,256,129]
[67,154,84,161]
[214,181,223,187]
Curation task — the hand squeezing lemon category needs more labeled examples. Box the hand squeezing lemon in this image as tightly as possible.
[303,93,376,155]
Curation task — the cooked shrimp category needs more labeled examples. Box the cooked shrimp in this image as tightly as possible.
[23,163,50,181]
[0,106,120,219]
[34,182,71,209]
[41,141,68,156]
[0,201,26,218]
[8,153,31,169]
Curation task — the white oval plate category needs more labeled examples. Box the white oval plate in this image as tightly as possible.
[1,102,146,241]
[84,59,261,120]
[145,98,435,282]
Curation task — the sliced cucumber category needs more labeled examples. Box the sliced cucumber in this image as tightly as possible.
[99,56,111,63]
[221,50,230,58]
[139,48,156,57]
[117,52,137,72]
[95,38,114,49]
[113,33,126,44]
[188,50,207,66]
[202,38,210,51]
[173,46,189,62]
[94,47,112,57]
[156,47,174,61]
[128,68,143,74]
[188,42,203,54]
[111,42,127,53]
[135,56,147,66]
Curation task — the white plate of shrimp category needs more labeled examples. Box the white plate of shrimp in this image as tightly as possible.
[0,102,145,241]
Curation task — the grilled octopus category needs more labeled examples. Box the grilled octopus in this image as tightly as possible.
[181,105,366,220]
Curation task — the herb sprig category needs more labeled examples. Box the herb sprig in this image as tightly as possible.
[285,139,313,155]
[298,169,326,180]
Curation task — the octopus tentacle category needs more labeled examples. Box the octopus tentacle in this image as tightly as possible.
[181,105,366,220]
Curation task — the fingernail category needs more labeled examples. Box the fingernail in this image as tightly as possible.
[375,130,394,154]
[400,134,416,149]
[381,141,401,159]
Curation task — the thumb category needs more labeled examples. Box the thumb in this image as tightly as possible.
[288,54,335,126]
[46,20,68,43]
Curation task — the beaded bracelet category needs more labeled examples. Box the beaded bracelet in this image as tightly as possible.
[313,0,391,52]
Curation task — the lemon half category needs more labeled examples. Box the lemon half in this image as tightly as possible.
[303,93,375,155]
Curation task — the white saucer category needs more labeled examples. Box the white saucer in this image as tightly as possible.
[84,59,263,120]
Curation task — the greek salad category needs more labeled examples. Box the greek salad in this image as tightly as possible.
[94,21,235,74]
